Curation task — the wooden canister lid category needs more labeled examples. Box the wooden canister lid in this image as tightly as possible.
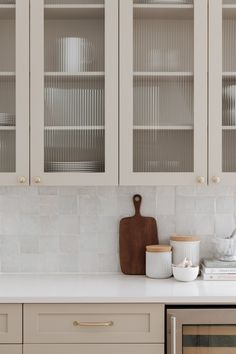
[170,235,200,242]
[146,245,172,253]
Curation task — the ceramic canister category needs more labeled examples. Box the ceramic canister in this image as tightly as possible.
[170,235,200,266]
[146,245,172,279]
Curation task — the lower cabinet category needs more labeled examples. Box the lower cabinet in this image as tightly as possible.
[24,344,164,354]
[0,346,22,354]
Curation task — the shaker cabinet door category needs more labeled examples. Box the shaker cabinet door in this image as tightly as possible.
[209,0,236,185]
[0,0,29,185]
[119,0,207,185]
[30,0,118,186]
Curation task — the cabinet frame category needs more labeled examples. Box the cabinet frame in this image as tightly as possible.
[119,0,208,186]
[0,0,29,186]
[30,0,118,186]
[208,0,236,185]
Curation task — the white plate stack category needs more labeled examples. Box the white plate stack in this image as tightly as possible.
[45,161,104,173]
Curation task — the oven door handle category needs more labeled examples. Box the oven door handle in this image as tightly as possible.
[170,316,177,354]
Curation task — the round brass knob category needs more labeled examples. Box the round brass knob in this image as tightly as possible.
[197,176,205,184]
[18,176,26,184]
[212,176,221,184]
[33,177,41,184]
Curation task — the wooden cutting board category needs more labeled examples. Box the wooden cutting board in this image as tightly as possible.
[119,194,159,275]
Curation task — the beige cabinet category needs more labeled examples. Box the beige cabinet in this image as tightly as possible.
[120,0,208,186]
[24,344,164,354]
[0,0,29,186]
[209,0,236,185]
[0,346,21,354]
[0,303,165,354]
[30,0,118,186]
[24,304,164,344]
[0,304,22,344]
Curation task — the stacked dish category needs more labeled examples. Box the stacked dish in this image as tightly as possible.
[45,161,104,173]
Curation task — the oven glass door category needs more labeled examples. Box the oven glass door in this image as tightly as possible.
[167,309,236,354]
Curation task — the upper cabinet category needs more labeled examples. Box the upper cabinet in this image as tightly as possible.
[209,0,236,185]
[0,0,29,185]
[120,0,208,185]
[30,0,118,186]
[0,0,235,186]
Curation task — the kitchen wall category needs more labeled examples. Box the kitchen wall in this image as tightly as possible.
[0,185,235,273]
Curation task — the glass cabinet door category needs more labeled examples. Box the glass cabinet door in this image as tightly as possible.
[0,0,29,185]
[120,0,207,185]
[209,0,236,185]
[167,308,236,354]
[30,0,118,185]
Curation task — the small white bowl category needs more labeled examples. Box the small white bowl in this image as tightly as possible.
[172,266,199,282]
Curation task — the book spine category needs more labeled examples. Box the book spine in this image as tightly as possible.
[201,272,236,281]
[202,265,236,274]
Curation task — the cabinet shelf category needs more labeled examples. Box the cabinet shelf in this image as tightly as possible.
[44,126,105,131]
[45,72,104,78]
[223,72,236,78]
[0,5,15,19]
[133,125,193,130]
[0,126,15,130]
[133,4,193,19]
[0,72,15,77]
[44,4,104,20]
[222,126,236,130]
[134,72,193,80]
[223,5,236,18]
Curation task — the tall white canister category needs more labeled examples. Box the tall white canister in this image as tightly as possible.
[170,236,200,266]
[146,245,172,279]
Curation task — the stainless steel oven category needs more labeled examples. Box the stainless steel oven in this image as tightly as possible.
[167,307,236,354]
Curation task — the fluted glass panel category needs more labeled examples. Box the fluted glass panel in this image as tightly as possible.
[45,0,103,4]
[223,130,236,172]
[223,18,236,72]
[44,130,104,172]
[223,78,236,126]
[133,130,193,172]
[133,5,194,172]
[134,0,192,4]
[222,11,236,172]
[0,1,15,3]
[44,1,105,173]
[45,77,104,127]
[0,130,15,172]
[134,16,193,72]
[45,14,104,72]
[0,3,15,173]
[134,76,193,126]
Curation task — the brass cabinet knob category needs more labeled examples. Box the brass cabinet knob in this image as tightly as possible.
[197,176,205,184]
[212,176,221,184]
[33,177,41,184]
[18,176,26,184]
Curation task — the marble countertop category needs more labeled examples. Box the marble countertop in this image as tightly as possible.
[0,274,235,303]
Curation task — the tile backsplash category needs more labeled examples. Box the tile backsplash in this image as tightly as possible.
[0,185,236,273]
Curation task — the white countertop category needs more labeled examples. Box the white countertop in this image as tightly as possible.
[0,274,235,303]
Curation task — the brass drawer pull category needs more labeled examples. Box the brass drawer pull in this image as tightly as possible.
[73,321,114,328]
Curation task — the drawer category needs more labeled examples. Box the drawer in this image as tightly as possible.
[24,304,164,344]
[24,344,164,354]
[0,305,22,343]
[0,346,22,354]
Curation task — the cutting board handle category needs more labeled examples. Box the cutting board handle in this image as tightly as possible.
[133,194,142,216]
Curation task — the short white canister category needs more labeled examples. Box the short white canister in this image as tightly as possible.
[170,236,200,266]
[146,245,172,279]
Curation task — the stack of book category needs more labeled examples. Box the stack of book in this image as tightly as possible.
[201,258,236,280]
